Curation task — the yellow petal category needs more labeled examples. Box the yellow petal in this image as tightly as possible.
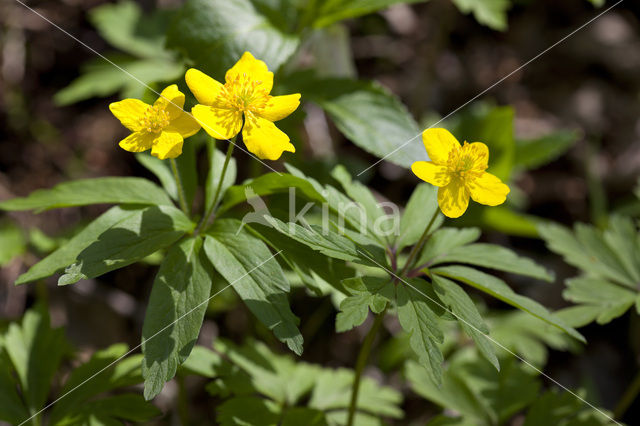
[185,68,223,106]
[467,172,510,206]
[118,131,155,153]
[242,116,295,160]
[466,142,489,171]
[422,128,460,164]
[168,113,201,139]
[154,84,185,120]
[437,178,469,218]
[260,94,301,122]
[225,51,273,93]
[411,161,451,187]
[109,99,148,132]
[192,104,243,140]
[151,131,183,160]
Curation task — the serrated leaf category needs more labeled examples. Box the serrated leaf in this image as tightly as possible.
[281,407,328,426]
[204,220,303,355]
[433,265,584,342]
[166,0,300,77]
[0,177,173,211]
[58,205,193,286]
[431,274,498,370]
[397,183,442,251]
[336,277,393,332]
[396,283,444,383]
[142,237,211,400]
[136,153,179,201]
[219,172,324,215]
[429,243,554,282]
[563,277,636,325]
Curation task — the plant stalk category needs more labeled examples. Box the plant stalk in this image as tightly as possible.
[346,309,386,426]
[614,369,640,419]
[170,158,189,215]
[400,209,439,277]
[195,139,235,234]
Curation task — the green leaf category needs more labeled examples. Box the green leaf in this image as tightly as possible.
[539,221,636,288]
[452,0,512,31]
[0,352,29,424]
[431,275,498,370]
[217,396,280,426]
[309,368,403,419]
[175,139,198,212]
[312,79,426,169]
[336,277,392,332]
[489,310,576,367]
[397,183,442,250]
[416,227,481,267]
[136,153,179,201]
[263,215,378,266]
[0,177,173,212]
[563,277,636,325]
[206,144,238,213]
[88,0,172,59]
[514,130,579,170]
[55,394,161,425]
[3,304,67,413]
[213,339,320,405]
[54,56,184,106]
[331,165,387,236]
[0,220,26,266]
[282,407,327,426]
[204,220,304,354]
[464,206,539,238]
[396,282,445,383]
[142,237,212,400]
[50,344,146,422]
[219,172,324,215]
[428,243,554,281]
[180,345,223,379]
[248,223,353,296]
[523,388,616,426]
[166,0,300,77]
[407,350,540,425]
[16,206,135,284]
[58,205,193,286]
[312,0,428,28]
[433,265,585,342]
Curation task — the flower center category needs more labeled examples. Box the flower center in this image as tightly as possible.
[446,142,486,180]
[219,73,270,114]
[140,105,170,133]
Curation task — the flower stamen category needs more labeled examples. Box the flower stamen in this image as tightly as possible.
[139,105,170,133]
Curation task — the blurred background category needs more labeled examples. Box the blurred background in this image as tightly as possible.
[1,0,639,424]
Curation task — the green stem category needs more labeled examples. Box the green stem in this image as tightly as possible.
[170,158,189,215]
[346,309,386,426]
[614,369,640,419]
[195,139,235,234]
[400,209,439,277]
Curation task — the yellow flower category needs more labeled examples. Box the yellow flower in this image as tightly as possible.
[109,85,200,160]
[185,52,300,161]
[411,128,510,218]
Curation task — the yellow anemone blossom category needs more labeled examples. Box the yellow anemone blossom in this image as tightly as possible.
[185,52,300,161]
[109,85,200,160]
[411,128,510,218]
